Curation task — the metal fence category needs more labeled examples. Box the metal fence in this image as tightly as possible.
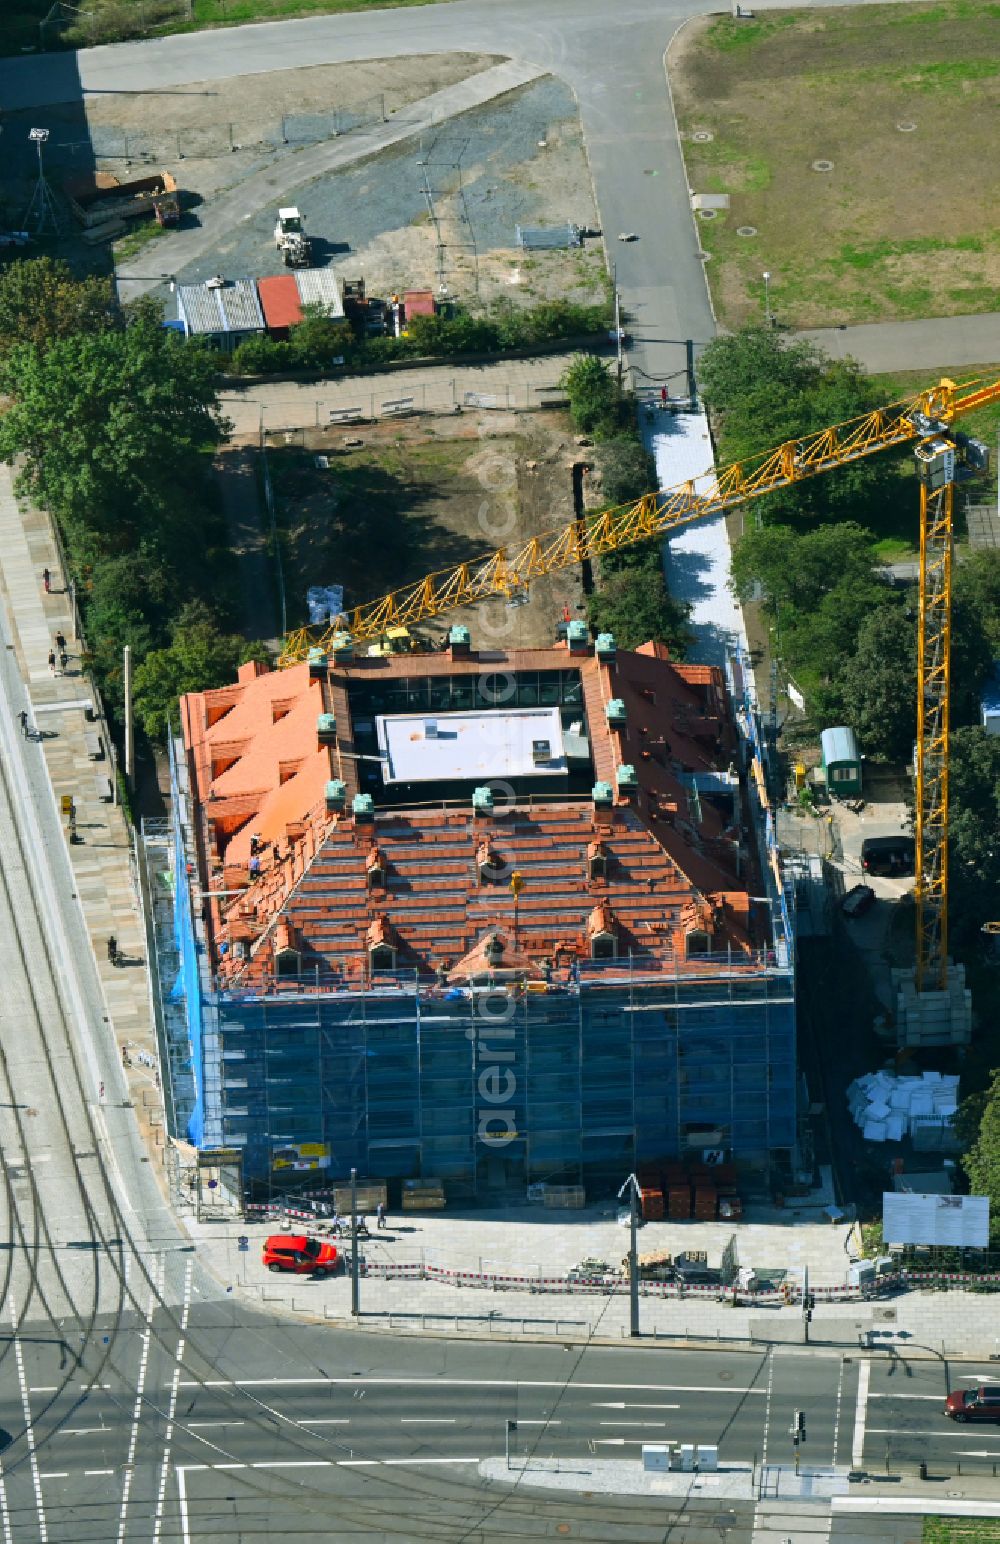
[4,93,395,179]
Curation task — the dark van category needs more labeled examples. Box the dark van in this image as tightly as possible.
[861,835,915,877]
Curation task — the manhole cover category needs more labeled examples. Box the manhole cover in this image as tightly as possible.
[736,225,757,237]
[692,130,714,143]
[897,121,918,132]
[698,251,712,261]
[812,159,834,172]
[699,208,718,220]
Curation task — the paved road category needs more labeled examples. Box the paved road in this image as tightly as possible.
[800,313,1000,374]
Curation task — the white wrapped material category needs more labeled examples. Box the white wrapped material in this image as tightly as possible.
[863,1119,888,1141]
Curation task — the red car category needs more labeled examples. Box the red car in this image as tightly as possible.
[944,1386,1000,1422]
[262,1234,338,1277]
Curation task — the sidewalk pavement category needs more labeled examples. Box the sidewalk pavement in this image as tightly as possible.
[0,464,168,1181]
[185,1209,1000,1358]
[797,312,1000,375]
[220,353,575,435]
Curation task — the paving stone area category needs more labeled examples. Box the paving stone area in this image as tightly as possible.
[0,464,168,1185]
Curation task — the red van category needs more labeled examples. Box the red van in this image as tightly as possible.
[262,1234,338,1276]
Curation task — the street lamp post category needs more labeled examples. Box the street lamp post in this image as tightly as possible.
[618,1172,641,1338]
[762,270,772,327]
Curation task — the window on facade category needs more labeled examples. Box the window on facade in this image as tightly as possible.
[591,933,616,961]
[275,948,301,979]
[370,945,396,973]
[685,929,711,957]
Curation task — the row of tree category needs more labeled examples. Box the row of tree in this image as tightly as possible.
[0,257,265,738]
[228,297,613,378]
[560,354,691,655]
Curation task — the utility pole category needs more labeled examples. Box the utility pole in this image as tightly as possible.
[802,1264,812,1344]
[505,1418,516,1470]
[350,1166,360,1317]
[762,270,772,327]
[618,1172,641,1338]
[613,263,623,388]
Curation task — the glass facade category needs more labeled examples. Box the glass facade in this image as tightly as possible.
[211,968,796,1197]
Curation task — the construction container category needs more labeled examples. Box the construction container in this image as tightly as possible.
[402,1177,446,1211]
[332,1182,386,1215]
[543,1185,586,1209]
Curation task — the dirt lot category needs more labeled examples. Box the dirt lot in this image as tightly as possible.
[669,2,1000,328]
[160,74,605,314]
[267,406,585,649]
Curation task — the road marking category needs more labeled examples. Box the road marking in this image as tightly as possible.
[10,1294,47,1542]
[37,1475,67,1481]
[251,1461,332,1470]
[180,1376,766,1393]
[400,1418,456,1424]
[64,1429,107,1436]
[869,1391,944,1401]
[185,1422,247,1429]
[868,1426,1000,1440]
[599,1421,672,1428]
[831,1353,845,1468]
[85,1470,114,1477]
[297,1419,349,1426]
[0,1462,12,1544]
[592,1403,680,1411]
[512,1420,560,1426]
[761,1349,774,1469]
[153,1259,192,1543]
[956,1449,1000,1457]
[834,1498,1000,1517]
[29,1388,58,1394]
[852,1361,870,1468]
[380,1458,480,1466]
[118,1272,156,1544]
[594,1438,644,1446]
[177,1465,190,1544]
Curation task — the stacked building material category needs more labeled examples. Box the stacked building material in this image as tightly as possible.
[847,1070,960,1143]
[693,1183,717,1221]
[402,1177,446,1210]
[641,1188,665,1221]
[668,1183,692,1220]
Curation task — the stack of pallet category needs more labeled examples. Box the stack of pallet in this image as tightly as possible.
[661,1162,690,1220]
[693,1181,717,1222]
[640,1187,664,1221]
[402,1177,446,1211]
[543,1185,586,1209]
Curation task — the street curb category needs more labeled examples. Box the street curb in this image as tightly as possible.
[662,15,719,334]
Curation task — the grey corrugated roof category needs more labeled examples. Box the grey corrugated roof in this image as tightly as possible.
[294,269,345,319]
[821,725,859,765]
[178,279,263,336]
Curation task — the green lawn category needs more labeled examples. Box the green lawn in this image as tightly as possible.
[924,1520,1000,1544]
[670,1,1000,328]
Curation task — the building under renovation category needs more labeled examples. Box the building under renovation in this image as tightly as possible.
[164,626,796,1198]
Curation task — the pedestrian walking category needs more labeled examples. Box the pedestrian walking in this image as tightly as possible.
[42,568,51,594]
[98,1081,104,1101]
[660,385,668,408]
[59,650,68,673]
[18,709,28,738]
[107,934,119,967]
[54,631,66,654]
[376,1201,386,1230]
[48,649,57,676]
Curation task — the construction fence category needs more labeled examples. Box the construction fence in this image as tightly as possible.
[223,377,569,438]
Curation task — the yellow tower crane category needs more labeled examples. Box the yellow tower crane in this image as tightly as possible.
[279,373,1000,993]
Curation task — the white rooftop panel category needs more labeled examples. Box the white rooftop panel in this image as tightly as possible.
[376,707,566,785]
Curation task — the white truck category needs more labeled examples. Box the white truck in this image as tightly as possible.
[274,207,311,268]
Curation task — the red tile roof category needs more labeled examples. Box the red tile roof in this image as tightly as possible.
[257,274,304,332]
[179,640,763,990]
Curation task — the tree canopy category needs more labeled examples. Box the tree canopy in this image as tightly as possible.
[587,566,691,656]
[0,309,229,548]
[0,257,116,353]
[697,324,907,531]
[132,604,269,739]
[962,1064,1000,1246]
